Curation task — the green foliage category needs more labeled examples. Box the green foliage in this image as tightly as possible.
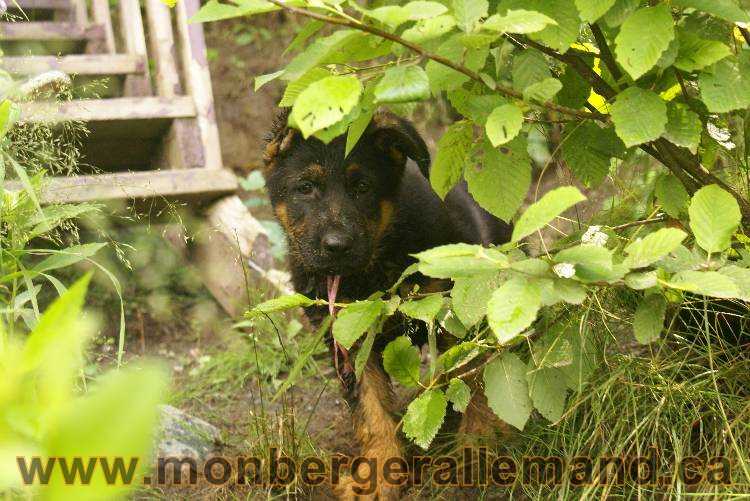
[383,336,421,387]
[402,389,447,449]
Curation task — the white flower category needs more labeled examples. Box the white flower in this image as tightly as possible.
[553,262,576,279]
[582,225,609,247]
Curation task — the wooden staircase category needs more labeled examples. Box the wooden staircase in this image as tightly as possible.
[1,0,287,316]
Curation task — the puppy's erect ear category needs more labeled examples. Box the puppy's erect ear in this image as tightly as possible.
[368,111,431,179]
[264,108,298,173]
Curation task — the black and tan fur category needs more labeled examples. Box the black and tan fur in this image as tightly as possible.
[263,109,511,499]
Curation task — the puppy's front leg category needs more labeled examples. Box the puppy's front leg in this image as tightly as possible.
[336,357,402,500]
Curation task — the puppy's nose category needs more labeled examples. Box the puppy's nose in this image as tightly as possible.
[322,231,352,255]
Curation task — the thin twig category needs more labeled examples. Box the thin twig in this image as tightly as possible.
[739,26,750,47]
[590,23,622,83]
[266,0,605,120]
[610,216,668,232]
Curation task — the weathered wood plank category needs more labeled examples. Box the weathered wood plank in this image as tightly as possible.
[0,22,103,41]
[20,96,196,123]
[91,0,116,53]
[119,0,152,96]
[1,54,144,75]
[5,168,238,204]
[175,0,223,170]
[10,0,71,9]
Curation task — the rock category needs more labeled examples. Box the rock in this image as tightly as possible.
[156,405,221,461]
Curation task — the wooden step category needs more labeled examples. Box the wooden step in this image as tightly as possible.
[2,54,146,76]
[11,0,72,9]
[6,168,238,204]
[20,96,197,123]
[0,22,104,41]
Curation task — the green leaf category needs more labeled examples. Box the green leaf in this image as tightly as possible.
[430,120,473,199]
[365,5,411,28]
[663,103,702,153]
[527,366,567,422]
[625,271,658,290]
[437,342,484,372]
[255,69,284,91]
[451,272,504,328]
[558,67,592,110]
[403,389,447,449]
[699,54,750,113]
[481,9,557,34]
[402,14,457,44]
[487,277,542,344]
[448,89,507,125]
[404,1,449,20]
[426,35,485,92]
[633,294,667,344]
[383,336,421,387]
[654,174,689,218]
[623,228,688,269]
[484,352,532,430]
[511,186,586,242]
[532,0,580,54]
[190,0,277,23]
[246,293,314,319]
[512,50,551,93]
[718,266,750,301]
[485,104,524,147]
[398,295,444,323]
[523,78,562,104]
[689,184,741,254]
[32,243,107,274]
[453,0,488,32]
[575,0,616,22]
[375,65,430,104]
[561,122,624,187]
[0,99,20,138]
[614,5,675,80]
[611,88,668,148]
[279,68,329,107]
[345,79,377,156]
[674,30,731,72]
[332,299,384,350]
[465,138,532,222]
[446,378,472,412]
[415,243,509,279]
[672,0,750,23]
[290,75,362,138]
[283,30,358,81]
[555,245,626,283]
[667,270,740,299]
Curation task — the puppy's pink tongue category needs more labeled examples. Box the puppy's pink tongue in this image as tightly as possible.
[327,275,341,316]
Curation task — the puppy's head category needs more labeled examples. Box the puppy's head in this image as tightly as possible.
[263,109,429,278]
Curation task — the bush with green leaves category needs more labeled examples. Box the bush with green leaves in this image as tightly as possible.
[195,0,750,483]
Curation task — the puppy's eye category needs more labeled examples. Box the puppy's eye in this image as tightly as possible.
[296,181,315,195]
[355,180,370,194]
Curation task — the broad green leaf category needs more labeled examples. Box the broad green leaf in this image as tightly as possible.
[426,36,487,93]
[290,75,362,138]
[254,70,284,91]
[575,0,616,22]
[273,316,332,400]
[541,278,588,306]
[374,65,430,104]
[365,5,410,28]
[437,342,484,372]
[383,336,421,387]
[699,54,750,113]
[465,138,532,222]
[448,88,507,125]
[453,0,488,32]
[555,245,626,283]
[246,293,314,319]
[527,366,567,422]
[279,68,329,107]
[446,378,472,412]
[558,67,592,109]
[512,50,551,93]
[614,5,675,80]
[500,0,580,53]
[654,174,689,218]
[451,272,504,328]
[398,295,444,323]
[623,228,688,269]
[345,79,377,156]
[487,277,542,344]
[481,9,557,34]
[667,270,740,299]
[190,0,277,23]
[415,243,509,278]
[633,294,667,344]
[603,0,639,27]
[561,122,624,187]
[674,30,731,72]
[404,1,448,20]
[283,30,358,81]
[403,389,447,449]
[663,103,702,153]
[611,88,668,148]
[672,0,750,23]
[689,184,741,254]
[485,104,524,146]
[511,186,586,242]
[283,20,323,56]
[484,352,532,430]
[0,99,20,139]
[332,299,385,349]
[32,243,107,274]
[430,120,473,199]
[718,266,750,301]
[625,271,658,290]
[402,15,457,44]
[523,78,562,104]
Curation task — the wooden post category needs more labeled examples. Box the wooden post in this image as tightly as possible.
[91,0,116,53]
[119,0,152,96]
[174,0,223,170]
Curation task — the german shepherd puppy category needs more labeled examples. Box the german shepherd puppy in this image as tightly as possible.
[263,109,511,499]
